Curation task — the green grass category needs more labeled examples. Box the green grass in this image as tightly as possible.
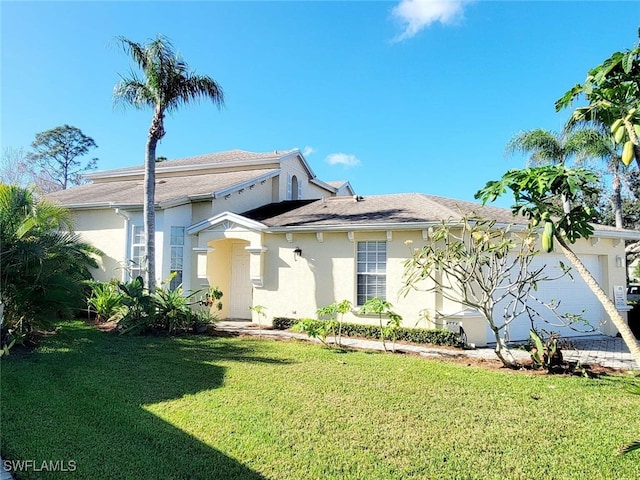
[2,322,640,480]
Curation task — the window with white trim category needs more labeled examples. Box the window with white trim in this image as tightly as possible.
[356,241,387,305]
[170,226,185,290]
[130,225,146,281]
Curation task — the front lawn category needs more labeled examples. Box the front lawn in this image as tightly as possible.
[2,322,640,479]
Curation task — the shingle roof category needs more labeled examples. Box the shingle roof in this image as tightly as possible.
[259,193,520,228]
[89,149,298,178]
[242,200,319,222]
[46,168,278,207]
[256,193,640,238]
[326,181,349,188]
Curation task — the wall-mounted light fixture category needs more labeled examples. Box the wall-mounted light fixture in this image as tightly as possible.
[293,247,302,260]
[616,255,623,268]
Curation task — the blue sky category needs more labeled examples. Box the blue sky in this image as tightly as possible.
[2,1,639,205]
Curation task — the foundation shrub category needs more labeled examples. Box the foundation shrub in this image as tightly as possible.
[274,317,457,346]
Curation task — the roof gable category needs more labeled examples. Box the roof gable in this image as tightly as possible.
[187,211,267,235]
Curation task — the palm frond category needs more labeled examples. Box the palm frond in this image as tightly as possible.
[619,441,640,455]
[114,35,225,113]
[506,130,564,166]
[113,76,155,110]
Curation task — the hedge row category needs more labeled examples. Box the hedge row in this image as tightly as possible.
[272,317,458,346]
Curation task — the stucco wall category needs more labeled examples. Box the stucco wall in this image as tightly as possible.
[71,209,127,282]
[192,201,213,224]
[211,178,275,216]
[252,227,630,346]
[280,156,334,200]
[254,229,439,328]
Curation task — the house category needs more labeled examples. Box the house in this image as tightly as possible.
[47,148,640,346]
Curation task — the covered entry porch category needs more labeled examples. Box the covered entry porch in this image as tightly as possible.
[187,212,267,320]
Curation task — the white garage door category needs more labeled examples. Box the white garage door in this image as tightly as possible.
[490,254,604,342]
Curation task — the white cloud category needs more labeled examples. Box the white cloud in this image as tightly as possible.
[325,153,362,168]
[392,0,474,41]
[302,146,315,157]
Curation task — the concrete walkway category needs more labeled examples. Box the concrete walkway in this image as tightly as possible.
[216,321,640,370]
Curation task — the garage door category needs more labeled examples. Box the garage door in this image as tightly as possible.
[490,254,604,342]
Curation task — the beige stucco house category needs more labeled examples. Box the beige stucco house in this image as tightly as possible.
[47,148,640,347]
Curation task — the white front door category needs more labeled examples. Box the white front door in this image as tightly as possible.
[230,244,252,319]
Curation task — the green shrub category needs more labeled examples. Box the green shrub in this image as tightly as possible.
[359,297,402,352]
[273,317,297,330]
[292,319,336,347]
[152,284,198,334]
[277,317,457,346]
[116,277,155,335]
[317,299,352,347]
[87,281,126,322]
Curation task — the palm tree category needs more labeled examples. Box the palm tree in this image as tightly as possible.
[506,128,604,213]
[0,184,101,336]
[113,35,225,290]
[571,128,630,229]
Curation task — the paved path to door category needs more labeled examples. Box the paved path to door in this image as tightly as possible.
[216,321,640,370]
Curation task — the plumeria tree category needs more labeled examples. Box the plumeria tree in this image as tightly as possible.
[403,216,580,368]
[114,35,225,290]
[475,165,640,366]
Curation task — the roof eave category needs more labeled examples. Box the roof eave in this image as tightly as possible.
[87,156,288,181]
[309,177,338,193]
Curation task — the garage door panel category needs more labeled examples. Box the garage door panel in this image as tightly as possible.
[490,254,603,342]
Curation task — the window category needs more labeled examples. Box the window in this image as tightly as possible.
[286,173,302,200]
[356,241,387,305]
[170,226,185,290]
[130,225,145,281]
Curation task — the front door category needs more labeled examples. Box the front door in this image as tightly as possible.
[229,244,252,319]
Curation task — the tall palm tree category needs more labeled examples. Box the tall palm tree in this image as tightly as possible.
[506,128,603,213]
[570,128,630,229]
[113,35,225,290]
[506,128,607,167]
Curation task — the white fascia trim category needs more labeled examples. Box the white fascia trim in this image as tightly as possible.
[213,170,280,199]
[64,202,143,211]
[62,202,119,210]
[187,211,267,235]
[86,158,284,181]
[266,220,640,241]
[158,196,192,209]
[592,228,640,241]
[309,177,338,193]
[266,221,445,234]
[338,181,356,196]
[266,221,535,234]
[282,149,318,179]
